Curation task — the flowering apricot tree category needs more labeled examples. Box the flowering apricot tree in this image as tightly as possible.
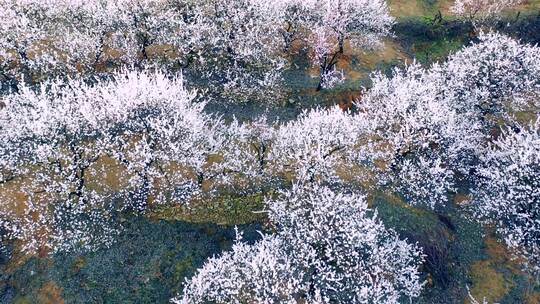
[307,0,394,90]
[176,184,424,303]
[178,0,288,103]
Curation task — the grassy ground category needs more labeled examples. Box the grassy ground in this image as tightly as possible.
[3,219,263,303]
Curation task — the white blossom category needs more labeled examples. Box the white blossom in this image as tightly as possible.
[451,0,524,19]
[271,106,358,183]
[0,0,287,103]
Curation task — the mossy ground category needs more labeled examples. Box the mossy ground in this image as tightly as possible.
[150,192,267,226]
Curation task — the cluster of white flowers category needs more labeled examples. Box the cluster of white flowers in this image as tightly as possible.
[473,118,540,275]
[266,0,394,90]
[309,0,394,90]
[270,106,359,183]
[356,63,471,208]
[467,286,493,304]
[451,0,524,19]
[176,184,424,303]
[219,117,276,190]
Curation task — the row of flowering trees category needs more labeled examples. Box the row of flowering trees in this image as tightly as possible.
[0,0,395,102]
[0,70,230,252]
[1,30,539,302]
[2,0,521,99]
[0,0,521,101]
[355,32,540,278]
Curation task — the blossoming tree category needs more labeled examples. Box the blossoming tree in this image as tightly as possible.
[176,184,424,303]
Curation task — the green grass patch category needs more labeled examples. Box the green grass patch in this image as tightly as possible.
[411,37,465,64]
